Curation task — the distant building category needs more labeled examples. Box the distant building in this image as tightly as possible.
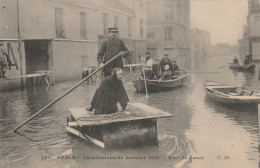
[209,43,238,57]
[246,0,260,61]
[190,28,211,59]
[146,0,190,66]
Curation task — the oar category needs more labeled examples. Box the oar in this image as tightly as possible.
[218,66,226,69]
[12,53,123,133]
[140,54,149,99]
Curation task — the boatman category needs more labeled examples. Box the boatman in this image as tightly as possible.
[97,27,130,77]
[142,52,153,79]
[159,53,173,73]
[244,55,250,65]
[247,51,252,63]
[233,56,239,65]
[87,68,129,115]
[0,42,9,78]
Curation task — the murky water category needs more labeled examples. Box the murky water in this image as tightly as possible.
[0,55,259,168]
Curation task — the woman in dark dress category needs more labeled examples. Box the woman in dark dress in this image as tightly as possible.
[87,68,129,115]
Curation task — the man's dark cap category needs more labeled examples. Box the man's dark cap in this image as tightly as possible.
[109,27,118,33]
[145,52,150,55]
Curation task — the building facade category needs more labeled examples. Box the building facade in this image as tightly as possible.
[0,0,99,82]
[0,0,147,85]
[190,28,211,59]
[146,0,190,67]
[238,25,249,61]
[208,43,238,58]
[96,0,147,64]
[247,0,260,61]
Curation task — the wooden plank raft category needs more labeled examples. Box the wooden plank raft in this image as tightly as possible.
[67,103,174,149]
[69,103,174,127]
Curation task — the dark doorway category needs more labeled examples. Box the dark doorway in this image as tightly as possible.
[25,40,51,74]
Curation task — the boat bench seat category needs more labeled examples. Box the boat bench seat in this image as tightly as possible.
[241,91,254,96]
[234,87,244,95]
[228,92,240,96]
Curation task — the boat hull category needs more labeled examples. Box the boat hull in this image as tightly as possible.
[229,63,255,73]
[204,81,260,105]
[133,78,183,93]
[133,68,189,93]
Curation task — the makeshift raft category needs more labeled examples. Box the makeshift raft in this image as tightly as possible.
[66,103,173,149]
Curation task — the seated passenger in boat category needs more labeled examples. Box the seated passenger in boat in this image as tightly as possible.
[244,55,250,65]
[0,42,9,78]
[159,53,173,73]
[172,59,179,76]
[232,56,239,65]
[151,59,160,79]
[247,52,252,63]
[87,68,129,115]
[160,65,172,80]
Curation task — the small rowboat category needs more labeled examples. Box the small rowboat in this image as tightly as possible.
[204,81,260,105]
[66,103,173,149]
[133,68,189,93]
[229,63,255,73]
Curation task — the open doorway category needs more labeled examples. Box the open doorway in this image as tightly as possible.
[25,40,52,74]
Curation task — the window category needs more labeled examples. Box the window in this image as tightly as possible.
[55,8,65,38]
[165,1,173,19]
[140,19,144,38]
[140,0,144,9]
[127,17,132,37]
[254,16,260,35]
[114,16,119,28]
[80,12,87,39]
[103,13,109,35]
[81,55,89,69]
[165,27,172,41]
[147,32,155,38]
[178,8,182,23]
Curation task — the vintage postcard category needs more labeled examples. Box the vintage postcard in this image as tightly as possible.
[0,0,259,168]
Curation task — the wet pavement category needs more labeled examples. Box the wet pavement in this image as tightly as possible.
[0,55,259,168]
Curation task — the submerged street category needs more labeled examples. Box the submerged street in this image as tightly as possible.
[0,55,259,168]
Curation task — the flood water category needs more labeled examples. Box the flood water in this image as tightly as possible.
[0,55,259,168]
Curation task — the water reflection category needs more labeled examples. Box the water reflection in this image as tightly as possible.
[0,55,259,168]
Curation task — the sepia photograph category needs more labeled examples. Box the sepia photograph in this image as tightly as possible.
[0,0,259,167]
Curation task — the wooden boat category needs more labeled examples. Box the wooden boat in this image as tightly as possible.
[204,81,260,105]
[66,103,173,149]
[133,68,189,93]
[228,63,255,73]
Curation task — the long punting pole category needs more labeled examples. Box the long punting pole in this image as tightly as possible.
[12,53,122,132]
[257,104,260,152]
[140,54,149,99]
